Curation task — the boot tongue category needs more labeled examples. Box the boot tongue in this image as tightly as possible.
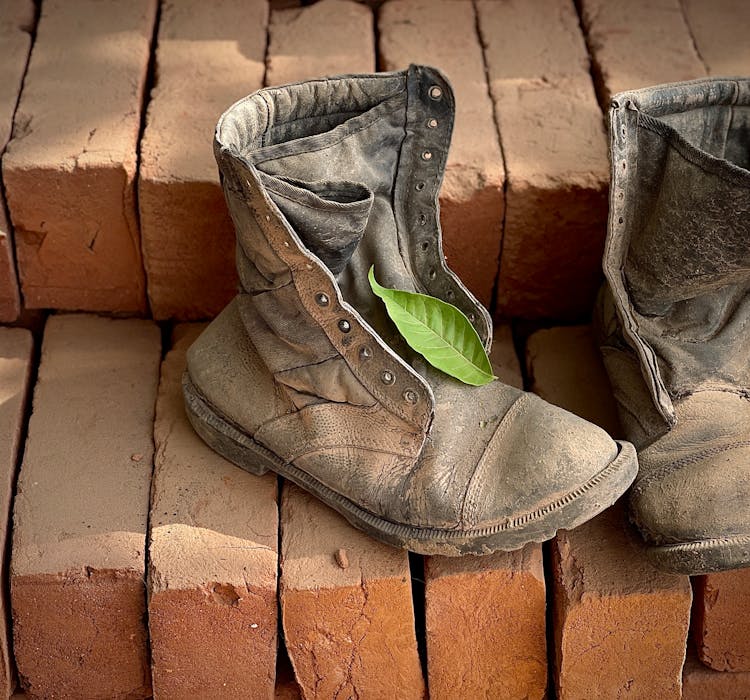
[258,171,374,275]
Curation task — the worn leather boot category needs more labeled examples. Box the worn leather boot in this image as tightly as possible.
[184,65,637,555]
[598,77,750,574]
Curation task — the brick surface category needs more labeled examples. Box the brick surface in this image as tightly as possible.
[379,0,504,307]
[577,0,706,106]
[0,328,33,697]
[424,324,546,699]
[139,0,267,320]
[693,568,750,672]
[11,315,160,698]
[2,0,156,314]
[527,326,693,700]
[682,0,750,75]
[0,1,34,322]
[683,645,750,700]
[148,323,279,698]
[266,0,374,85]
[476,0,609,320]
[280,484,425,699]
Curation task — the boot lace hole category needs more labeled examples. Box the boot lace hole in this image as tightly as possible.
[422,150,433,161]
[446,290,455,299]
[429,268,436,280]
[338,319,351,333]
[403,388,419,404]
[420,241,429,251]
[468,313,476,322]
[419,213,427,225]
[416,182,425,191]
[381,370,395,385]
[359,345,373,361]
[315,293,330,306]
[427,118,438,128]
[618,217,624,224]
[429,85,443,100]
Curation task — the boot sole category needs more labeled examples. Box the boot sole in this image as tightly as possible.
[643,534,750,575]
[183,372,638,556]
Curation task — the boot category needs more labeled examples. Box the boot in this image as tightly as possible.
[597,77,750,574]
[184,65,636,556]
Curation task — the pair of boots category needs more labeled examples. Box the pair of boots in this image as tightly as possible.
[183,65,749,575]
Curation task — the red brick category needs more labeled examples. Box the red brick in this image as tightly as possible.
[0,328,33,697]
[379,0,504,307]
[424,325,547,699]
[148,323,279,698]
[139,0,267,320]
[476,0,609,320]
[693,568,750,672]
[11,315,160,698]
[682,0,750,75]
[577,0,706,106]
[280,484,425,699]
[527,326,693,700]
[2,0,156,314]
[267,0,374,85]
[683,645,750,700]
[0,1,34,322]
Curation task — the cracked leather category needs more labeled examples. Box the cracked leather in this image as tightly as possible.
[597,77,750,558]
[186,65,628,546]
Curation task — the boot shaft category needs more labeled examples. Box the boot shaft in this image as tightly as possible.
[603,77,750,438]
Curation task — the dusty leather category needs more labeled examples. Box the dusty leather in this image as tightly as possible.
[187,65,629,548]
[597,77,750,556]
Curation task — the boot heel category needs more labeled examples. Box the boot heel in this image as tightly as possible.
[182,372,281,478]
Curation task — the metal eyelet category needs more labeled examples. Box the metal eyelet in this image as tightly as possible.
[380,370,395,385]
[419,213,427,225]
[468,313,476,322]
[415,182,425,191]
[403,388,419,404]
[315,293,330,306]
[428,268,436,280]
[422,150,433,161]
[429,85,443,100]
[427,118,438,129]
[338,319,351,333]
[358,345,373,361]
[446,289,455,299]
[420,240,429,251]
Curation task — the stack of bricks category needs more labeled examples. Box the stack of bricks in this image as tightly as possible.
[0,0,749,698]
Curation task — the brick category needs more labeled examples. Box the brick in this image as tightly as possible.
[11,315,160,698]
[476,0,609,320]
[693,568,750,671]
[266,0,374,86]
[682,0,750,75]
[527,325,692,700]
[379,0,504,307]
[148,323,279,698]
[0,1,34,322]
[2,0,156,314]
[139,0,267,320]
[0,328,33,697]
[683,645,750,700]
[280,484,425,699]
[577,0,706,107]
[424,324,546,699]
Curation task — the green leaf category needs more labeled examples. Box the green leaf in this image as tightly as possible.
[368,266,495,386]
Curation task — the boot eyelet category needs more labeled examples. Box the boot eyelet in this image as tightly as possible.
[415,182,425,191]
[446,289,455,299]
[419,213,427,225]
[380,370,395,385]
[403,388,419,404]
[468,313,476,322]
[428,268,436,280]
[315,293,330,307]
[427,118,438,128]
[422,150,433,161]
[420,241,429,252]
[429,85,443,100]
[359,345,373,361]
[338,319,351,333]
